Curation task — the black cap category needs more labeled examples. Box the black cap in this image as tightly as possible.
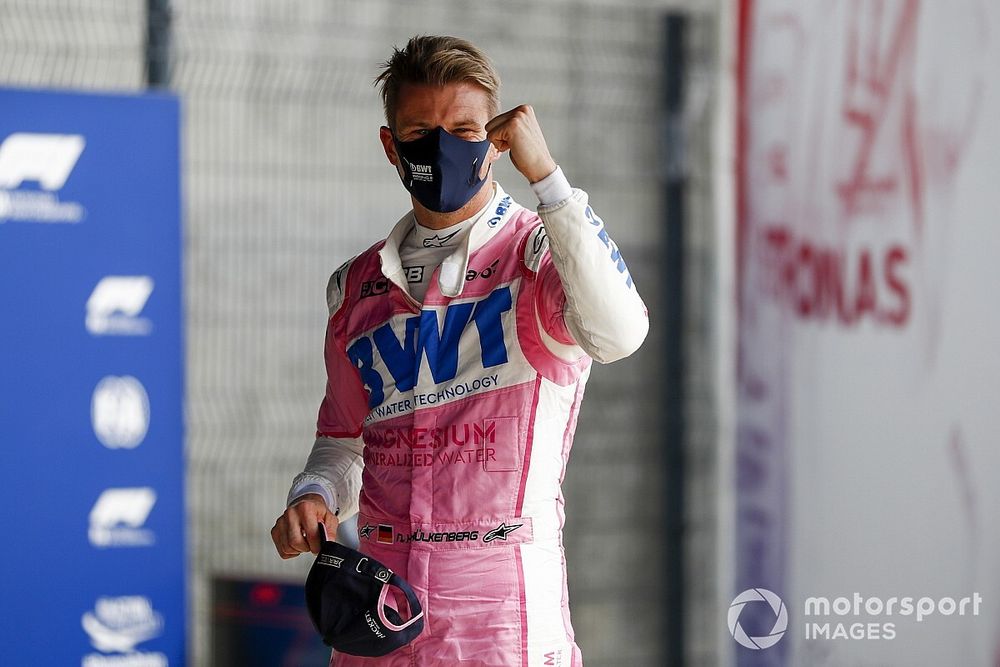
[305,523,424,657]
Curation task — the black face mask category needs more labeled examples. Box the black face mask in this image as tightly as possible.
[305,524,424,657]
[393,127,492,213]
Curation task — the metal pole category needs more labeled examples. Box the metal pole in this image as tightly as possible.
[661,12,687,667]
[146,0,173,88]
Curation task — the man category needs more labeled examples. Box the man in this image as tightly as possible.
[271,36,648,666]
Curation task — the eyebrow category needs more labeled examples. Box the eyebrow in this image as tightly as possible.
[398,120,432,131]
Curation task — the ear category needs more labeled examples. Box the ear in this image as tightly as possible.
[480,142,502,180]
[379,126,399,167]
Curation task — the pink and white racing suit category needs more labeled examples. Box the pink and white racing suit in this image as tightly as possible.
[289,183,648,666]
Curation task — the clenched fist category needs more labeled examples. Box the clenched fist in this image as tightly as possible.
[485,105,558,184]
[271,493,338,559]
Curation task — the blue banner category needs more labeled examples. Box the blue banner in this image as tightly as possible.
[0,88,184,666]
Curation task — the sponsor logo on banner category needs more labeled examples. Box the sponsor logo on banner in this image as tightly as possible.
[0,132,86,223]
[89,487,157,548]
[86,276,154,336]
[81,595,167,666]
[91,376,150,449]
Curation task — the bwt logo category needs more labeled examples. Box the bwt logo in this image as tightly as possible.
[88,487,157,548]
[728,588,788,650]
[86,276,154,336]
[348,285,512,408]
[0,132,85,190]
[585,205,633,288]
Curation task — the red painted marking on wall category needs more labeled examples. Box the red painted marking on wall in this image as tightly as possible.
[947,425,977,532]
[758,224,910,327]
[837,0,920,219]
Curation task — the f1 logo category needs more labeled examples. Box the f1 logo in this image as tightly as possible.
[0,132,85,190]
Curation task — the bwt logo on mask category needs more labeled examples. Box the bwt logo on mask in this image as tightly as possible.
[405,159,434,183]
[348,286,512,408]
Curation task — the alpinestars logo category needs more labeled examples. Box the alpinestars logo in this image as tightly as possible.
[81,595,163,653]
[482,522,522,543]
[86,276,154,336]
[0,132,86,223]
[88,487,157,548]
[422,229,460,248]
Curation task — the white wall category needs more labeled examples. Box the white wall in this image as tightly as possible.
[734,1,1000,664]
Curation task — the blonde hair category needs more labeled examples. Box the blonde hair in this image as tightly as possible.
[374,35,501,129]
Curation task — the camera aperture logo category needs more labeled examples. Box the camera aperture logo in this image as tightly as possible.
[729,589,984,648]
[729,588,788,649]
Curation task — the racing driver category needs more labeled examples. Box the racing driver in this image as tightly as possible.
[271,35,649,666]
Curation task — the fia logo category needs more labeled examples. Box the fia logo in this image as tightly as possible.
[348,285,512,408]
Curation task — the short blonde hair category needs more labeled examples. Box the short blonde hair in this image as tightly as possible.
[374,35,501,130]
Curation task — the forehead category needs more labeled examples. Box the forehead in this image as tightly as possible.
[394,82,493,128]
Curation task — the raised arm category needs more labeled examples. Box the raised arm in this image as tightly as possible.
[486,105,649,363]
